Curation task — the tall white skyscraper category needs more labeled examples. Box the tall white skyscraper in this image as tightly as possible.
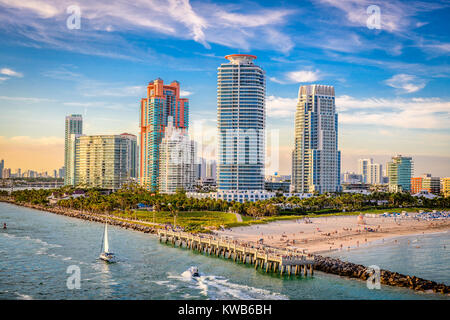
[159,116,195,194]
[292,85,340,193]
[64,114,83,186]
[358,158,382,184]
[217,54,265,191]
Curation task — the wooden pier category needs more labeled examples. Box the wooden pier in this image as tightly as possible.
[158,229,315,277]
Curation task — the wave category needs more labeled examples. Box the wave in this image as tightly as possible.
[2,232,62,248]
[168,269,288,300]
[16,292,33,300]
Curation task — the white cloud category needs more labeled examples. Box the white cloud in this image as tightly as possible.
[0,0,59,18]
[167,0,209,48]
[265,94,450,129]
[337,95,450,129]
[180,90,193,97]
[0,95,54,103]
[266,95,297,117]
[0,68,23,78]
[384,74,426,93]
[316,0,445,34]
[287,70,321,83]
[270,69,322,84]
[0,0,295,56]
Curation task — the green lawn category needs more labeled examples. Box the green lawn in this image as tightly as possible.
[110,207,449,232]
[112,210,238,232]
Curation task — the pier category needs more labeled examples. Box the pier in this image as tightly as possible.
[158,229,315,276]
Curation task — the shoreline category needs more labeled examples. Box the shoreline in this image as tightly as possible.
[0,199,161,235]
[214,213,450,255]
[317,229,450,256]
[1,199,449,295]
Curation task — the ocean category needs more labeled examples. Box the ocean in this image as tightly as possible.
[0,202,448,300]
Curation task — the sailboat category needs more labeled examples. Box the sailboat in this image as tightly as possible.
[99,222,117,263]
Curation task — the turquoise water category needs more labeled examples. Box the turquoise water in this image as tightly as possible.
[0,202,448,300]
[328,231,450,286]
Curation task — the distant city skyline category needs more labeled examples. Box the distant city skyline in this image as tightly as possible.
[0,1,449,177]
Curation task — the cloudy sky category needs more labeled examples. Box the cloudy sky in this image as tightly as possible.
[0,0,449,176]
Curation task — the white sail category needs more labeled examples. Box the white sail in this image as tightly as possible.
[103,223,109,253]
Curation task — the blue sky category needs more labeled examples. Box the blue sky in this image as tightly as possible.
[0,0,449,176]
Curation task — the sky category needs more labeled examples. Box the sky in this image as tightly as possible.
[0,0,449,177]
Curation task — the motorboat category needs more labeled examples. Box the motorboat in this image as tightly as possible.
[188,266,200,277]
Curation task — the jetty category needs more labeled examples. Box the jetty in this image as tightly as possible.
[158,229,315,276]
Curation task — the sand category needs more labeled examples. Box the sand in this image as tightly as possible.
[215,213,450,255]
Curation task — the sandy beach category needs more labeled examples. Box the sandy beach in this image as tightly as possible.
[215,213,450,255]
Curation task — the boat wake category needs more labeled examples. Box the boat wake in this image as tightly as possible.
[167,270,288,300]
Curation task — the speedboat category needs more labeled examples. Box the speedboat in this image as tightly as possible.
[99,222,117,263]
[188,266,200,277]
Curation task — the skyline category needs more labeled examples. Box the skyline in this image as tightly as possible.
[0,0,449,176]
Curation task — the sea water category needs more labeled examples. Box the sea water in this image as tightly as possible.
[0,202,448,300]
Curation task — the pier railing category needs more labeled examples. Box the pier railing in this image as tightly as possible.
[158,229,315,276]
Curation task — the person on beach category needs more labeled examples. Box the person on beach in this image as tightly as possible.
[3,223,6,229]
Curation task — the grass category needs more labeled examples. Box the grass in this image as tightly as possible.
[109,207,450,232]
[112,210,238,232]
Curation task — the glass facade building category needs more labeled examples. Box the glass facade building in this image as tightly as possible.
[387,155,413,192]
[120,133,138,179]
[64,114,83,186]
[292,85,341,193]
[140,79,189,191]
[217,54,265,191]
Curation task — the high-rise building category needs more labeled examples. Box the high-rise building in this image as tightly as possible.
[0,159,4,179]
[75,135,130,190]
[2,168,11,179]
[411,174,440,194]
[343,172,363,184]
[58,166,65,179]
[368,163,383,185]
[442,178,450,197]
[195,157,207,180]
[358,159,371,183]
[64,114,83,186]
[140,79,189,191]
[358,159,383,184]
[159,116,195,194]
[120,133,138,179]
[387,155,413,192]
[217,54,265,191]
[206,159,217,181]
[292,85,341,193]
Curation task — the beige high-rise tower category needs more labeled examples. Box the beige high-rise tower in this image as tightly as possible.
[292,85,340,193]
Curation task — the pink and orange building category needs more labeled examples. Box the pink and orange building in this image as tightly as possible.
[139,78,189,191]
